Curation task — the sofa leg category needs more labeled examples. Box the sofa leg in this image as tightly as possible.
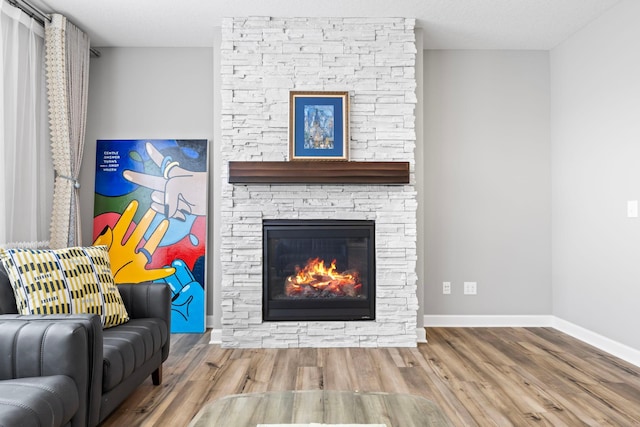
[152,365,162,386]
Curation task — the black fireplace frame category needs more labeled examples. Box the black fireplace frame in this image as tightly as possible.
[262,219,375,321]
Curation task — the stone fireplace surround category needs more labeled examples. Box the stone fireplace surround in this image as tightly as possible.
[220,16,418,348]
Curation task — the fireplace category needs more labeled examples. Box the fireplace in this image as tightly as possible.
[263,220,375,321]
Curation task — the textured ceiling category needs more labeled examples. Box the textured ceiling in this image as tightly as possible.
[30,0,621,49]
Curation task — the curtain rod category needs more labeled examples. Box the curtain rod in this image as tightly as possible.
[6,0,101,57]
[6,0,46,24]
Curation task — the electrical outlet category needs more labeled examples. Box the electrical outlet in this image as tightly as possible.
[443,282,451,295]
[464,281,477,295]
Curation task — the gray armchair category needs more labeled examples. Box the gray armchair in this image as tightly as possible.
[0,319,89,427]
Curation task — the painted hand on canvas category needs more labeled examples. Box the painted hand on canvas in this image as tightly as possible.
[93,200,176,283]
[156,259,205,331]
[123,142,207,221]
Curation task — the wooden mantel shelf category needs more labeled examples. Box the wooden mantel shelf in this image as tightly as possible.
[228,161,409,184]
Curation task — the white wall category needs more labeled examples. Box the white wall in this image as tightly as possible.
[423,50,552,316]
[551,0,640,351]
[81,47,217,322]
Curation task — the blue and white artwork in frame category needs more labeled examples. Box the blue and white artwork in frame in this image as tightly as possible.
[289,91,349,161]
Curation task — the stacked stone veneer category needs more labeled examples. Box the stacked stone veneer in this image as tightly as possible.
[220,17,418,348]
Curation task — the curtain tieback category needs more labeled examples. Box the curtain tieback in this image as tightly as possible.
[58,174,81,189]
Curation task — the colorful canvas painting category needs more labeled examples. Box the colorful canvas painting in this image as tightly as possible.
[93,139,208,333]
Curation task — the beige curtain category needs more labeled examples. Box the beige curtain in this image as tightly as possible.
[45,14,90,248]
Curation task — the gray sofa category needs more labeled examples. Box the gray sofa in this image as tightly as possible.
[0,265,171,427]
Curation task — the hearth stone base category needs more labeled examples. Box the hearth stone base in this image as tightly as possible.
[209,328,426,347]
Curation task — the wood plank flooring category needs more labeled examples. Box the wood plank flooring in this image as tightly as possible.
[99,328,640,426]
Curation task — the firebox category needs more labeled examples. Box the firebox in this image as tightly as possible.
[263,219,375,321]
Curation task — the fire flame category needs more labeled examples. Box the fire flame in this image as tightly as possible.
[285,258,362,298]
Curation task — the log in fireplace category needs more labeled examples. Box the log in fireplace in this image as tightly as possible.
[263,219,375,321]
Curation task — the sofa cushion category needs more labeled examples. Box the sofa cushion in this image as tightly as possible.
[0,375,79,427]
[101,318,168,392]
[0,246,129,328]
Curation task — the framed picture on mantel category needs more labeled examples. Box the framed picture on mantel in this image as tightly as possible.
[289,91,349,161]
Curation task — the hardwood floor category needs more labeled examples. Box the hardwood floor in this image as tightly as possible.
[100,328,640,426]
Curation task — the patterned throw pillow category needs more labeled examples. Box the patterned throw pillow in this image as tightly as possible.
[0,245,129,328]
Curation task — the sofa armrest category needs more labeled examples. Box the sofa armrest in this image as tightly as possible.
[0,266,18,314]
[0,315,103,427]
[117,283,172,360]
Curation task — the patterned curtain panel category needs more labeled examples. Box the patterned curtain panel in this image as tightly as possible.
[45,14,90,248]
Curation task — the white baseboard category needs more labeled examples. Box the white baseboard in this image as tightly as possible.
[552,317,640,368]
[424,314,640,368]
[206,315,222,344]
[424,314,554,328]
[209,329,222,344]
[416,327,427,343]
